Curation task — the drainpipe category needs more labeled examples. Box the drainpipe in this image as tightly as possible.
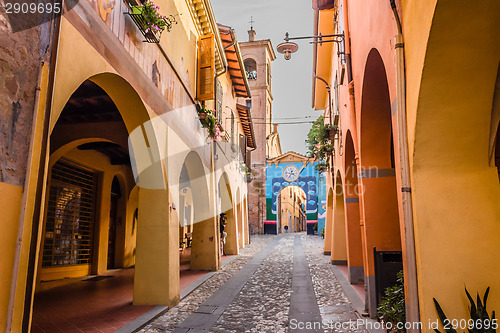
[314,76,332,126]
[341,0,358,152]
[342,0,352,83]
[390,0,420,330]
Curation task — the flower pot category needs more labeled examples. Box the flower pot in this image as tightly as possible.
[127,4,165,43]
[329,129,336,141]
[198,112,207,120]
[131,5,142,15]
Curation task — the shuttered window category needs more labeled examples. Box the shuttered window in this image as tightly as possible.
[42,160,97,267]
[197,34,215,101]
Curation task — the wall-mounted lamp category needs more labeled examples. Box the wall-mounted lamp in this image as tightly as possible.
[276,32,344,60]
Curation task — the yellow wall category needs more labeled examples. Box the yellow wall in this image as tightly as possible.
[279,186,305,233]
[0,183,23,332]
[3,0,252,328]
[402,0,500,327]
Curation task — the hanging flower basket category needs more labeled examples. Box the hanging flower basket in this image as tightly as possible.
[196,106,220,141]
[125,1,177,43]
[324,125,338,141]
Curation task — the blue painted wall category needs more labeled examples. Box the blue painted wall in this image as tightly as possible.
[266,162,320,223]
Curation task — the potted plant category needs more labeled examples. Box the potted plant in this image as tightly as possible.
[377,270,406,332]
[433,287,496,333]
[197,105,208,120]
[325,124,339,141]
[240,164,252,182]
[128,1,177,43]
[197,107,220,141]
[315,161,329,173]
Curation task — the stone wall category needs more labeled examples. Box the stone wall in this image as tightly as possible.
[0,15,53,186]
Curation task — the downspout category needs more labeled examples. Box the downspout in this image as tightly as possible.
[390,0,420,330]
[341,0,358,151]
[311,8,319,108]
[213,25,229,269]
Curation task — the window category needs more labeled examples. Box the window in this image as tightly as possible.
[231,111,235,145]
[216,78,223,122]
[197,34,215,100]
[244,58,257,80]
[334,74,339,115]
[266,62,271,85]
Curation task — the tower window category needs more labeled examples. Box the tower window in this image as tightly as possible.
[244,59,257,80]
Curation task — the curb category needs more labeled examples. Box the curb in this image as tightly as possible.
[330,265,385,333]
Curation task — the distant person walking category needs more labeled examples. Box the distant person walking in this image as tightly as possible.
[220,213,227,256]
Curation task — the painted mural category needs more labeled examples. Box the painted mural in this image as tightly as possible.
[317,172,327,236]
[265,152,322,234]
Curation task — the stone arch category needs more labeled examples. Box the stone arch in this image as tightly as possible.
[242,195,249,245]
[276,185,307,234]
[244,58,257,80]
[343,130,364,285]
[410,1,500,322]
[182,151,218,270]
[359,48,402,316]
[219,172,238,255]
[331,171,347,265]
[31,74,177,316]
[323,187,334,255]
[236,188,244,250]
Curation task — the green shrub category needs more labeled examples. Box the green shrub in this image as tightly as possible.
[377,270,406,332]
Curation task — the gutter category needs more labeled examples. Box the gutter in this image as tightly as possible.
[232,34,251,98]
[390,0,420,330]
[204,0,227,75]
[223,27,251,98]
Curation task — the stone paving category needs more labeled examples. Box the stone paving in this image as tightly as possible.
[138,235,275,332]
[138,233,365,333]
[302,234,367,333]
[211,236,294,333]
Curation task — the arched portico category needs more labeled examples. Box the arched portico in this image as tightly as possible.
[236,188,244,250]
[219,172,238,255]
[359,49,402,316]
[29,74,180,332]
[182,151,219,269]
[323,187,333,255]
[342,131,364,286]
[409,1,500,323]
[331,172,347,265]
[243,196,250,245]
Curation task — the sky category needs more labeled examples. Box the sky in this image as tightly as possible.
[211,0,321,155]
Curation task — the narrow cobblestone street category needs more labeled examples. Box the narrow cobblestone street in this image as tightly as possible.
[138,233,369,333]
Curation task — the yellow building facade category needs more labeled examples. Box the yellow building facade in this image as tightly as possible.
[0,0,255,331]
[278,185,306,233]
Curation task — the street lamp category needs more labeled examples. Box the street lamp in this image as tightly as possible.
[276,32,344,60]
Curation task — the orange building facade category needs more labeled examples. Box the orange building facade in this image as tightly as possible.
[315,0,500,331]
